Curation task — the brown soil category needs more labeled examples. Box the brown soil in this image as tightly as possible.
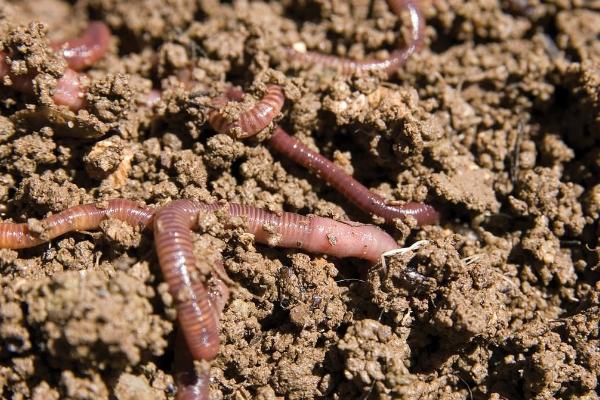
[0,0,599,399]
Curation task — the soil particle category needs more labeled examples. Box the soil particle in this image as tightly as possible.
[337,319,412,395]
[509,167,585,236]
[24,270,170,369]
[15,171,90,214]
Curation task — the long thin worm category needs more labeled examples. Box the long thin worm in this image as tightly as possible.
[268,127,440,225]
[0,21,110,110]
[207,85,439,225]
[287,0,425,75]
[0,199,153,249]
[208,85,285,139]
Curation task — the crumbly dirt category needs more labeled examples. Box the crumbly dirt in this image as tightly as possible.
[0,0,599,399]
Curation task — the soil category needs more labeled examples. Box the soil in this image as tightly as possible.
[0,0,598,399]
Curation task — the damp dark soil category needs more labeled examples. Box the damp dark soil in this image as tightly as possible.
[0,0,598,399]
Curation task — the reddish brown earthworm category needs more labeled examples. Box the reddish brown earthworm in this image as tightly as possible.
[0,199,153,249]
[0,21,110,110]
[173,332,212,400]
[51,21,111,71]
[287,0,425,75]
[153,199,221,361]
[174,268,230,400]
[268,127,440,225]
[208,84,285,139]
[208,85,439,225]
[190,202,398,262]
[154,199,399,360]
[0,198,401,399]
[0,58,87,110]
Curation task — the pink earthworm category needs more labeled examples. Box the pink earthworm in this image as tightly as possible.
[0,21,110,110]
[173,332,212,400]
[0,58,87,110]
[268,127,440,225]
[287,0,425,75]
[174,267,230,400]
[0,199,153,249]
[208,85,439,225]
[195,201,399,262]
[153,200,221,361]
[51,21,111,71]
[0,198,400,399]
[208,84,285,139]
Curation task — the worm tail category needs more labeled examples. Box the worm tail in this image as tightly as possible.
[267,128,439,225]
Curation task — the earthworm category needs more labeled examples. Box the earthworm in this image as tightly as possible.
[207,85,439,225]
[287,0,425,75]
[268,127,440,225]
[173,332,212,400]
[51,21,111,71]
[0,199,153,249]
[194,202,399,262]
[0,197,400,394]
[0,22,110,110]
[174,268,230,400]
[0,58,85,110]
[208,84,285,139]
[153,200,221,361]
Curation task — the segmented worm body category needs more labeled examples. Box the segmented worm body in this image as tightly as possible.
[208,84,285,139]
[208,85,439,225]
[0,21,110,110]
[0,199,153,249]
[0,198,401,399]
[174,269,229,400]
[153,200,221,361]
[219,202,399,262]
[268,127,440,225]
[287,0,424,75]
[173,332,212,400]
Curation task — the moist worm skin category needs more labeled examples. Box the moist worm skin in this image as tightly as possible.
[0,22,110,110]
[51,21,111,71]
[174,272,229,400]
[173,331,211,400]
[267,127,440,225]
[194,202,398,262]
[208,84,285,139]
[0,199,153,249]
[287,0,424,75]
[208,85,439,225]
[153,200,220,361]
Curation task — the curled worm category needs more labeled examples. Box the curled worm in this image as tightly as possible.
[208,85,439,225]
[287,0,424,75]
[173,332,212,400]
[208,84,285,139]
